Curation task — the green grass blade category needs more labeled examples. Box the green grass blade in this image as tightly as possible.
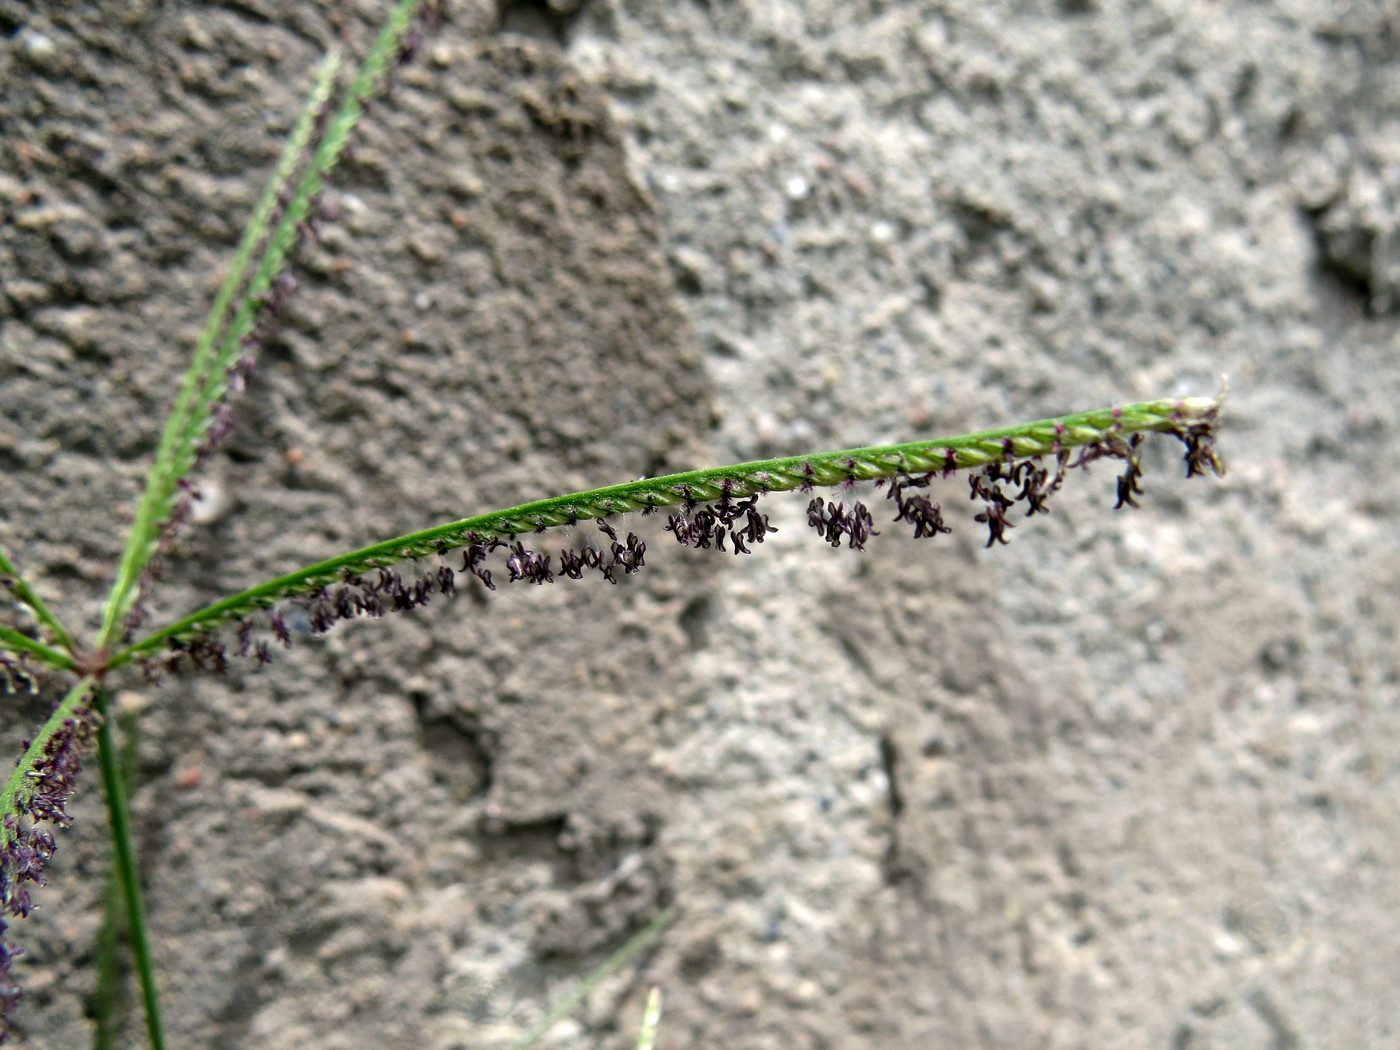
[94,51,343,651]
[0,625,76,673]
[0,550,75,655]
[107,395,1223,670]
[94,689,165,1050]
[511,906,678,1050]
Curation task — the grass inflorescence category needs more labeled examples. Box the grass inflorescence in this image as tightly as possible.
[113,396,1222,683]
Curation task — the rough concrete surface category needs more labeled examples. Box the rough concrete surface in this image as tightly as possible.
[1,0,1397,1047]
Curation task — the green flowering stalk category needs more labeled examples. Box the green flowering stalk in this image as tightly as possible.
[104,393,1223,679]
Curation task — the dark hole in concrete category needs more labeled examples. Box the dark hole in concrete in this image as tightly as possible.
[496,0,588,46]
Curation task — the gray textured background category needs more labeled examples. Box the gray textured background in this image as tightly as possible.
[2,0,1397,1047]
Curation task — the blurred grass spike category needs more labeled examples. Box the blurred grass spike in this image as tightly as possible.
[511,906,678,1050]
[636,987,663,1050]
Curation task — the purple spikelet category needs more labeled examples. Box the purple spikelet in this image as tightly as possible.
[806,498,879,550]
[1114,434,1147,509]
[0,702,99,1039]
[1175,421,1225,478]
[506,542,554,585]
[884,474,952,539]
[269,611,292,648]
[970,468,1016,547]
[664,494,775,554]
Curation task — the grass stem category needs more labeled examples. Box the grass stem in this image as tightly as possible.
[511,906,677,1050]
[95,690,165,1050]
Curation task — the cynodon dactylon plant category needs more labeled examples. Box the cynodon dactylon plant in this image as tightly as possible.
[0,1,1225,1045]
